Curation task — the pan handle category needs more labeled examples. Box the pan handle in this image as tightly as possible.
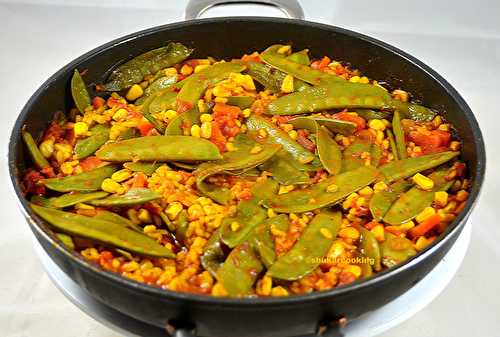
[185,0,305,20]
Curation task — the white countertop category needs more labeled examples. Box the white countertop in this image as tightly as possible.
[0,1,498,336]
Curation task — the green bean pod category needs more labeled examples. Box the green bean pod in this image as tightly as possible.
[96,136,222,162]
[92,209,143,233]
[286,49,310,65]
[216,242,264,296]
[268,211,341,280]
[357,226,382,272]
[201,228,226,277]
[342,138,372,172]
[74,124,110,159]
[251,214,289,268]
[104,42,193,91]
[47,191,109,208]
[389,100,436,122]
[378,151,459,183]
[22,130,50,169]
[354,109,391,121]
[369,180,413,221]
[266,82,391,115]
[380,233,417,268]
[386,129,399,161]
[89,188,161,207]
[245,61,309,94]
[265,165,379,213]
[225,96,255,109]
[392,110,407,159]
[71,69,91,113]
[123,162,163,176]
[43,165,119,192]
[31,204,174,258]
[258,150,310,185]
[55,233,75,250]
[317,126,342,174]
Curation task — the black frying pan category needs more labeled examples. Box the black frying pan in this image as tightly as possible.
[8,1,485,336]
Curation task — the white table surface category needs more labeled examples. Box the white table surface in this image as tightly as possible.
[0,1,498,336]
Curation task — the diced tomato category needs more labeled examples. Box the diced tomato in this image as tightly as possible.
[311,56,331,70]
[296,129,316,152]
[92,96,106,109]
[274,115,295,125]
[177,74,186,82]
[364,221,378,230]
[22,169,45,195]
[131,172,147,188]
[332,112,366,131]
[143,202,162,215]
[409,130,451,154]
[337,271,357,286]
[355,129,374,142]
[137,121,154,136]
[79,156,104,171]
[40,166,55,178]
[107,96,125,109]
[209,123,227,152]
[65,127,76,146]
[241,53,261,63]
[43,121,65,142]
[184,59,202,68]
[177,99,193,113]
[409,214,442,238]
[213,103,241,138]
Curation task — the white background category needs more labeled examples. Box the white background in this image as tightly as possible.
[0,0,498,336]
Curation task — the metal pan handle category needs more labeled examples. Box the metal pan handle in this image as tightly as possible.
[185,0,305,20]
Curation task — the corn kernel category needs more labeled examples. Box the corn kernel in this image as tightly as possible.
[214,96,228,104]
[165,202,183,220]
[399,220,416,231]
[212,85,231,97]
[138,208,152,223]
[344,265,362,278]
[39,139,55,158]
[190,124,201,138]
[320,228,333,239]
[231,221,240,231]
[432,115,443,128]
[349,75,360,83]
[109,124,124,140]
[187,204,203,218]
[258,129,268,138]
[359,76,370,84]
[393,89,409,102]
[288,130,298,140]
[112,108,129,121]
[277,45,291,54]
[60,162,75,175]
[415,236,433,251]
[200,122,212,139]
[242,108,251,118]
[212,283,228,296]
[271,286,289,297]
[416,206,436,223]
[355,197,366,207]
[101,178,125,194]
[438,124,450,131]
[339,227,360,240]
[434,191,448,207]
[127,209,140,225]
[358,186,373,196]
[143,224,157,233]
[122,261,139,272]
[267,208,276,218]
[326,184,339,193]
[371,225,385,241]
[111,169,132,182]
[257,275,272,296]
[368,119,386,131]
[280,123,294,132]
[250,145,262,154]
[180,64,193,76]
[281,74,294,93]
[73,122,89,137]
[126,84,144,101]
[226,142,236,152]
[450,141,461,151]
[200,113,213,123]
[412,173,435,190]
[278,185,295,194]
[164,67,177,76]
[456,190,469,202]
[194,64,210,73]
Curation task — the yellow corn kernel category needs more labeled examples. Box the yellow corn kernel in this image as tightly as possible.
[214,96,228,104]
[416,206,436,223]
[320,228,333,239]
[212,283,228,296]
[200,113,213,123]
[122,261,139,272]
[190,124,201,138]
[257,275,273,296]
[101,178,125,194]
[399,220,416,231]
[212,85,231,97]
[113,108,129,121]
[344,265,362,278]
[434,191,448,207]
[358,186,373,197]
[165,109,178,121]
[342,193,358,210]
[126,84,144,101]
[258,128,268,138]
[226,142,236,152]
[267,208,276,218]
[138,208,152,223]
[412,173,435,191]
[231,221,240,231]
[250,145,262,154]
[438,124,450,131]
[349,75,360,83]
[415,236,433,251]
[165,202,183,220]
[164,67,177,76]
[187,204,204,218]
[127,209,140,225]
[368,119,386,131]
[278,185,295,194]
[359,76,370,84]
[143,225,157,233]
[289,213,299,221]
[180,64,193,76]
[326,184,339,193]
[73,122,89,137]
[270,224,286,237]
[450,141,461,151]
[281,74,294,93]
[60,162,75,175]
[194,64,210,73]
[242,108,251,118]
[456,190,469,201]
[288,130,298,140]
[200,122,212,139]
[393,89,409,102]
[197,99,207,113]
[271,286,289,297]
[432,115,442,128]
[39,139,55,158]
[277,45,291,54]
[355,197,366,207]
[280,123,294,132]
[111,169,132,182]
[371,225,385,242]
[339,227,360,240]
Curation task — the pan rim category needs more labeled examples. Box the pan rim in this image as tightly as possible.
[8,16,486,307]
